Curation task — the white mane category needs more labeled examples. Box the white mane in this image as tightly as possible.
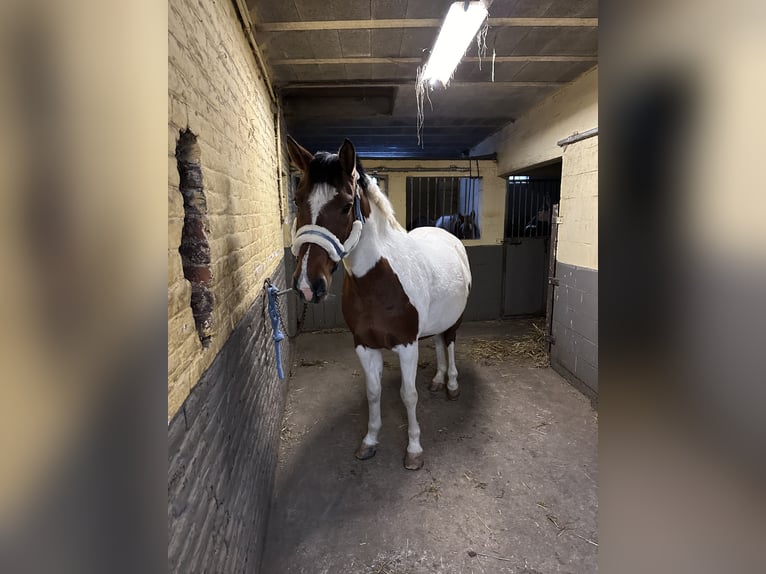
[362,175,405,232]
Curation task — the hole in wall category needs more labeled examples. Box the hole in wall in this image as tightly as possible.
[175,128,213,348]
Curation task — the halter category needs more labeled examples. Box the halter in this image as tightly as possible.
[290,174,366,263]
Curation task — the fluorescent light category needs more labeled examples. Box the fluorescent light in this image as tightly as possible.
[421,1,489,86]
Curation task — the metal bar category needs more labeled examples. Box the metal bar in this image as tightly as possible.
[545,203,561,352]
[362,166,477,173]
[258,18,599,32]
[557,127,599,147]
[427,176,431,223]
[523,184,528,237]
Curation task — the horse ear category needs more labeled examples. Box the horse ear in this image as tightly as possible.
[286,135,313,173]
[338,138,356,176]
[470,210,475,220]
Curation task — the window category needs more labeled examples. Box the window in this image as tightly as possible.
[405,176,481,240]
[505,177,561,239]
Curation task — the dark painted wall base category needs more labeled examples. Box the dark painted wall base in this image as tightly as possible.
[168,259,293,573]
[551,262,598,393]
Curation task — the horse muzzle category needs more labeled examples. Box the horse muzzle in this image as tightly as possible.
[293,275,328,303]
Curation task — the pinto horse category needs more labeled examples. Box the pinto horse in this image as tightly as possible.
[287,136,472,470]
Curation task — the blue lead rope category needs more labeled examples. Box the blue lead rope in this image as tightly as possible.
[265,281,285,379]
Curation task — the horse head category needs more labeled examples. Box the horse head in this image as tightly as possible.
[457,211,477,240]
[287,136,368,303]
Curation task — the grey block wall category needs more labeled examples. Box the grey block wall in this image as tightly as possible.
[168,260,293,573]
[551,262,598,393]
[464,246,504,321]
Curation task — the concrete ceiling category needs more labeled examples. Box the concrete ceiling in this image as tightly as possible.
[249,0,598,158]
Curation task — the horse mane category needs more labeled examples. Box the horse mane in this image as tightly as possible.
[308,151,404,232]
[360,172,405,232]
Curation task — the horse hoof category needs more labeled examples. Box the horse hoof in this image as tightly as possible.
[355,443,377,460]
[447,387,461,401]
[404,451,424,470]
[429,381,445,393]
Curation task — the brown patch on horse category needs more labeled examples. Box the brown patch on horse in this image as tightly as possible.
[443,313,464,346]
[342,258,419,349]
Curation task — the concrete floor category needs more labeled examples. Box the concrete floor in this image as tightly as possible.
[262,320,597,574]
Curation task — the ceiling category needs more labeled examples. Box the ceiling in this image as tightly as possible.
[248,0,598,158]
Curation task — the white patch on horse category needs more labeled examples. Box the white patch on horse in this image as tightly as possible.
[309,183,337,224]
[298,245,312,300]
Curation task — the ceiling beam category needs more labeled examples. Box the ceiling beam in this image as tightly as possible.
[282,80,564,89]
[257,18,598,32]
[270,55,597,66]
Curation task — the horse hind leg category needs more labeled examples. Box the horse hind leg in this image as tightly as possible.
[443,316,464,400]
[429,334,447,393]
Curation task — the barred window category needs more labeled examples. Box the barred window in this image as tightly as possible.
[505,177,560,239]
[405,176,481,240]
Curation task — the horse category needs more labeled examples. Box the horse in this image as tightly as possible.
[406,215,434,231]
[287,136,472,470]
[435,211,478,240]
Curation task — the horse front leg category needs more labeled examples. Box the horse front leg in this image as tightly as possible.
[394,342,424,470]
[354,345,383,460]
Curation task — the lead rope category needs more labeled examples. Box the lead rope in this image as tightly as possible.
[263,279,308,379]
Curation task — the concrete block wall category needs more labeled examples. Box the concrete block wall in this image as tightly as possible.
[552,135,598,392]
[168,0,292,571]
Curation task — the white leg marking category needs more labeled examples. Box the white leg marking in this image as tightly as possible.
[433,334,447,386]
[447,341,459,391]
[394,343,422,454]
[356,345,383,446]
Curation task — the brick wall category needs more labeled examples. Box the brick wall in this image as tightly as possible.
[168,0,293,571]
[168,0,284,420]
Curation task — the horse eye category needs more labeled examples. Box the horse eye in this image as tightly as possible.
[341,202,353,214]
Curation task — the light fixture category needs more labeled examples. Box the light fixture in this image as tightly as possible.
[420,1,489,87]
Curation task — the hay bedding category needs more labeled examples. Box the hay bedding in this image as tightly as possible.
[467,322,550,368]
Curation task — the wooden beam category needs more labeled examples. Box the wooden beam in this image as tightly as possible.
[258,18,598,32]
[282,80,565,89]
[270,56,598,66]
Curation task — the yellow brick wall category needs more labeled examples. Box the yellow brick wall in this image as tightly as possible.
[361,159,507,246]
[168,0,283,420]
[558,136,599,270]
